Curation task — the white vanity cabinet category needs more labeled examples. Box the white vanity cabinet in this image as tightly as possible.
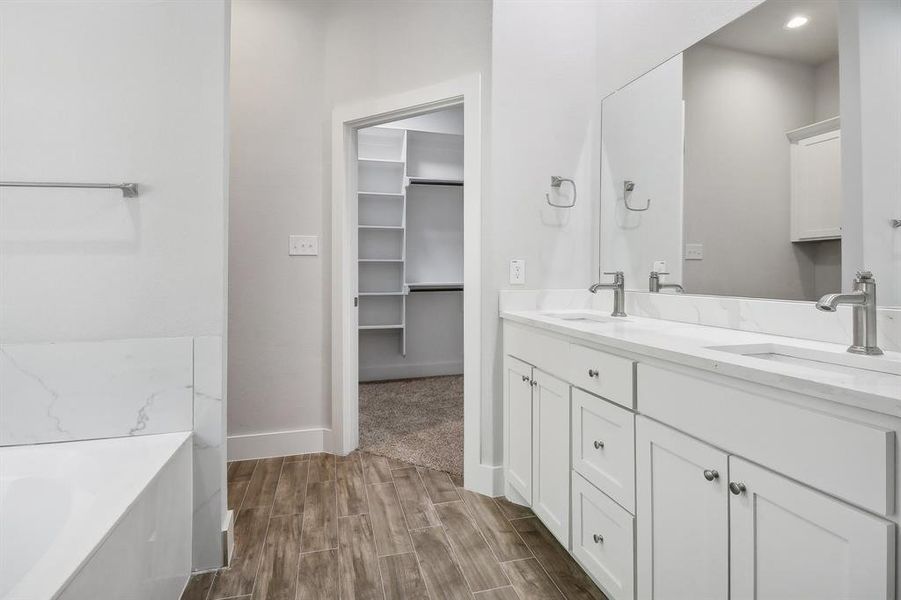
[635,416,729,600]
[531,369,571,546]
[502,318,899,600]
[730,456,894,600]
[502,352,571,547]
[503,355,534,503]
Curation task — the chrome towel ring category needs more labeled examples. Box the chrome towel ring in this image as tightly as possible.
[546,176,577,208]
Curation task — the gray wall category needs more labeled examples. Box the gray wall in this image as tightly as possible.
[683,43,840,300]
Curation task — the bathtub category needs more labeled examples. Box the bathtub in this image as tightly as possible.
[0,432,192,600]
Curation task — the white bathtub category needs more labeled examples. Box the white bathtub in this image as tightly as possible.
[0,432,192,600]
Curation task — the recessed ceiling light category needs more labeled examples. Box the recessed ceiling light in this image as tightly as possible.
[785,15,809,29]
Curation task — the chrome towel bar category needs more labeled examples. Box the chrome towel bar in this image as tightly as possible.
[0,181,139,198]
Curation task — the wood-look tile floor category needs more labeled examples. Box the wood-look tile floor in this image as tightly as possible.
[182,452,607,600]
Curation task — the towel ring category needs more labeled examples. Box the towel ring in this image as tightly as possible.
[624,180,650,212]
[546,176,577,208]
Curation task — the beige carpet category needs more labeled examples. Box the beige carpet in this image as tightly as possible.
[359,375,463,476]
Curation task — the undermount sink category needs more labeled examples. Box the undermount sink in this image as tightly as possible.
[539,311,630,324]
[707,343,901,378]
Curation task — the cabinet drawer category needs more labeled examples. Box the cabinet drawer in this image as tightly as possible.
[572,472,635,600]
[570,344,635,409]
[639,364,895,516]
[572,388,635,513]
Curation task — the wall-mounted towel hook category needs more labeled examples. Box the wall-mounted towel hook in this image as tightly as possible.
[546,176,577,208]
[624,180,650,212]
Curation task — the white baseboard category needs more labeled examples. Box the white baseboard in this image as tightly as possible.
[227,427,329,460]
[360,360,463,382]
[465,462,504,497]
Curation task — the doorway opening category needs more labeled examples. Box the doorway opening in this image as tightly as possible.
[331,76,484,493]
[356,105,465,477]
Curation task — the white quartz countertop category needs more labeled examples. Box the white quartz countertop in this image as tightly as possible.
[501,309,901,415]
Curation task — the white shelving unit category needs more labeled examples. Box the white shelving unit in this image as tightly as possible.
[358,127,408,355]
[357,113,465,380]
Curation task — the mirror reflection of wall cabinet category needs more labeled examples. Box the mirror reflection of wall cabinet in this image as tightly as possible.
[599,0,900,305]
[789,118,842,242]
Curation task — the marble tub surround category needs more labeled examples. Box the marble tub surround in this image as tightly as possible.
[0,337,193,446]
[192,336,228,570]
[501,309,901,415]
[499,289,901,353]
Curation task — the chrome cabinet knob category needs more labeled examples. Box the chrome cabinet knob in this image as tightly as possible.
[588,369,599,378]
[729,481,747,495]
[703,469,719,481]
[593,440,605,450]
[530,379,538,387]
[593,533,604,544]
[521,375,530,383]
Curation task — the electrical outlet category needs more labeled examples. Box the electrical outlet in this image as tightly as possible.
[510,259,526,285]
[685,243,704,260]
[289,235,319,256]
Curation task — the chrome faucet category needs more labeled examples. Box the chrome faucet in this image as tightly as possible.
[815,270,883,355]
[589,271,627,317]
[648,271,684,293]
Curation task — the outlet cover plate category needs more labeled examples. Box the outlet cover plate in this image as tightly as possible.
[510,259,526,285]
[685,243,704,260]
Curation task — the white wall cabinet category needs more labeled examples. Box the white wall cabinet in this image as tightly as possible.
[730,456,894,600]
[636,416,728,600]
[532,369,571,547]
[788,118,842,242]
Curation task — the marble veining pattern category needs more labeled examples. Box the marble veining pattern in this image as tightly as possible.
[0,337,193,446]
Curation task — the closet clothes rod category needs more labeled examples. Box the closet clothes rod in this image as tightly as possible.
[0,181,139,198]
[407,177,463,187]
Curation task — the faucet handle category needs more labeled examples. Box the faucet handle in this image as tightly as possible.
[603,271,624,276]
[856,270,874,281]
[650,271,669,276]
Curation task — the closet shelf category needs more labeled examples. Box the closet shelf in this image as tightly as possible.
[359,225,404,230]
[359,291,405,296]
[359,258,403,263]
[358,158,405,165]
[358,191,404,197]
[359,324,404,331]
[406,282,464,292]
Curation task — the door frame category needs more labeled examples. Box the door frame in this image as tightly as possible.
[331,74,485,492]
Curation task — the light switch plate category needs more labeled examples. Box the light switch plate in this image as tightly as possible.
[509,259,526,285]
[289,235,319,256]
[685,243,704,260]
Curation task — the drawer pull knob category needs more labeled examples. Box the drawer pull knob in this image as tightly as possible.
[521,375,530,383]
[729,481,747,495]
[593,533,604,544]
[530,379,538,387]
[703,469,719,481]
[587,369,599,378]
[593,440,605,450]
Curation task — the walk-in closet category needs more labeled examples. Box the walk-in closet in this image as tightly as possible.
[356,105,464,476]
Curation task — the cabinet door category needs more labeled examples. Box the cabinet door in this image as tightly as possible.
[636,417,728,600]
[791,130,842,241]
[730,456,894,600]
[532,369,571,547]
[504,355,533,503]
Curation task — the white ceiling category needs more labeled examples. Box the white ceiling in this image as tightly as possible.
[703,0,839,66]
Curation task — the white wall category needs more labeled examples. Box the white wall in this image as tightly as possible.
[0,0,229,570]
[228,1,491,449]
